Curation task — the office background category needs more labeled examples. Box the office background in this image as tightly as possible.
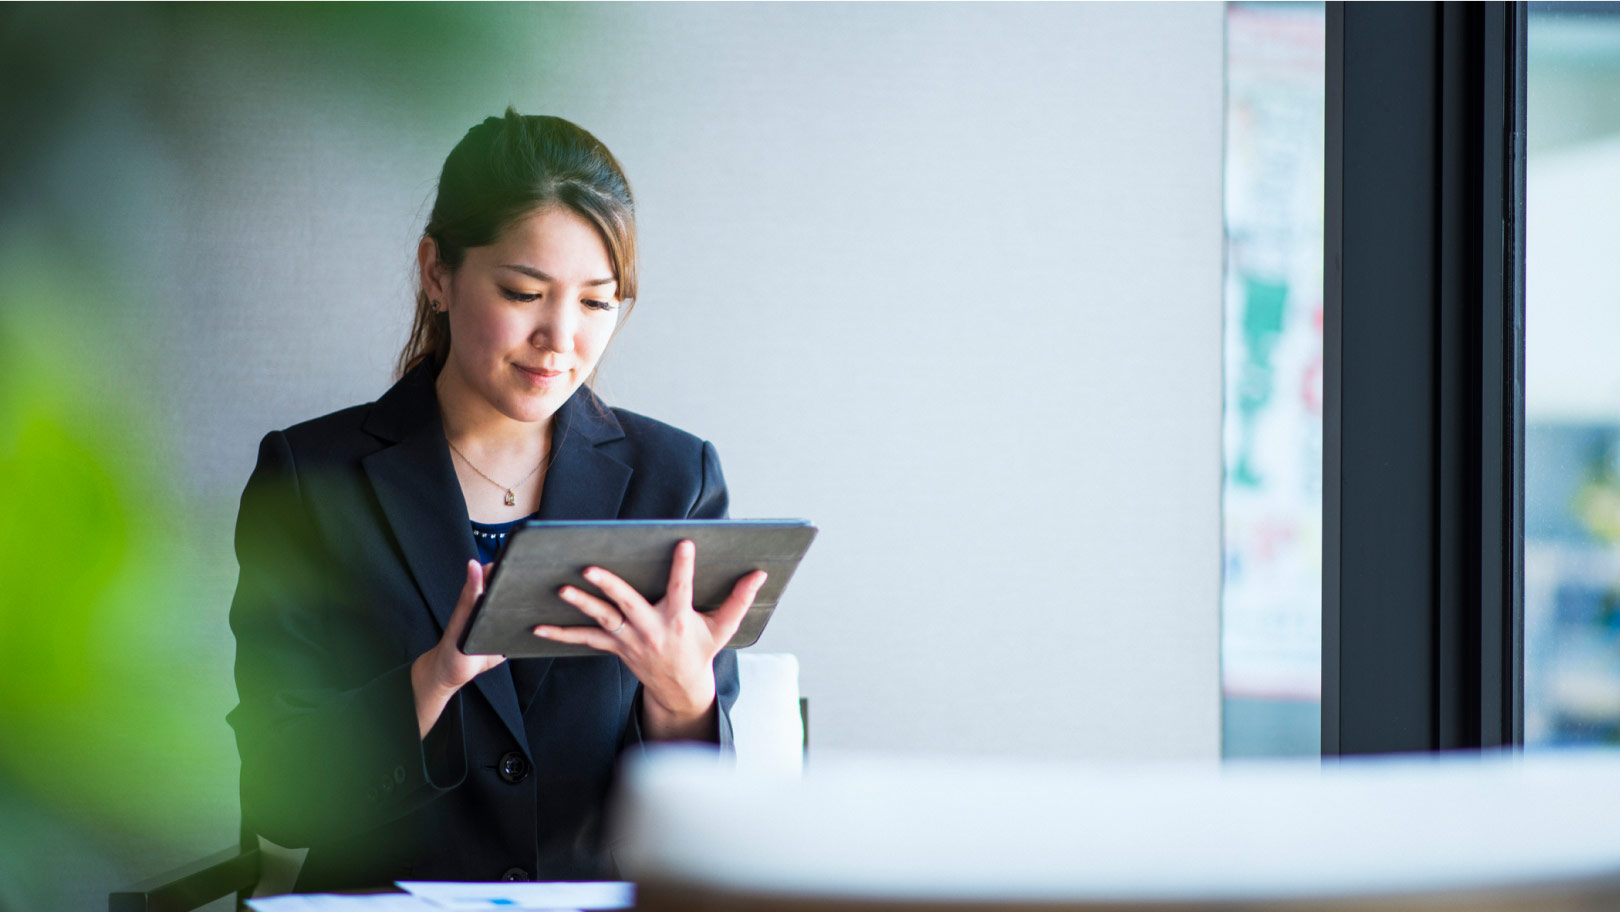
[0,3,1223,910]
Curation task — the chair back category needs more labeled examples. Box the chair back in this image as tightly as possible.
[733,652,806,777]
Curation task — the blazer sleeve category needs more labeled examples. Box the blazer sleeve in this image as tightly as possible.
[226,430,467,848]
[694,440,742,751]
[620,439,741,753]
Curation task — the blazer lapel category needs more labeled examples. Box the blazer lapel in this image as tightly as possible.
[538,389,632,522]
[359,364,529,755]
[510,388,633,713]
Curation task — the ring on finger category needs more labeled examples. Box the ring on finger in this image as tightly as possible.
[608,617,627,635]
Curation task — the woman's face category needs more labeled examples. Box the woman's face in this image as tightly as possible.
[431,206,620,425]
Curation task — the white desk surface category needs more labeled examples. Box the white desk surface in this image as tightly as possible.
[612,747,1620,905]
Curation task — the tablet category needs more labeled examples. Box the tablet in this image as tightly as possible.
[458,519,818,658]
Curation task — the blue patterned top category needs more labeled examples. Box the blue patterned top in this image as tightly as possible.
[470,511,539,564]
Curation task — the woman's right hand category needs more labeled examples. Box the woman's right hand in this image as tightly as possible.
[410,559,507,738]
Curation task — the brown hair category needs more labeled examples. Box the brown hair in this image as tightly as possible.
[396,108,638,380]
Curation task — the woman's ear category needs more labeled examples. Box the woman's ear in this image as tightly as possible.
[417,235,451,308]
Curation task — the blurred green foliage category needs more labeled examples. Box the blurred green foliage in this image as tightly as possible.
[0,4,592,905]
[0,255,232,880]
[0,2,537,229]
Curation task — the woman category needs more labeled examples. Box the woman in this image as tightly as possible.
[226,109,764,889]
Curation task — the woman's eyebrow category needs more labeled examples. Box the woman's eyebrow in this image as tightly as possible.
[498,264,616,287]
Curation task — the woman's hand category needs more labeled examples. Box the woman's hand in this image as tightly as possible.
[411,560,507,738]
[536,540,767,741]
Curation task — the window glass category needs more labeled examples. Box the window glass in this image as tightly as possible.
[1524,3,1620,747]
[1221,1,1325,757]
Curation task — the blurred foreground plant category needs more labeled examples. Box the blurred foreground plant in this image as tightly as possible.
[0,253,237,906]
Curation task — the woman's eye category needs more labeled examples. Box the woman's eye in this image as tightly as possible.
[583,299,616,312]
[500,288,541,303]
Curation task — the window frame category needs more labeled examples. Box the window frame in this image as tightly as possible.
[1322,1,1527,754]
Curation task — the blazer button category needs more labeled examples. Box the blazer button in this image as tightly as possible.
[497,751,529,784]
[500,867,530,881]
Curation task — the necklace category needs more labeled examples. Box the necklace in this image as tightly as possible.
[446,439,547,507]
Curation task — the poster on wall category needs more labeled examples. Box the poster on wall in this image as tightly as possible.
[1221,3,1325,705]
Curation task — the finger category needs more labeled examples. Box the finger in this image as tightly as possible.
[706,570,767,641]
[580,566,659,629]
[443,560,486,643]
[534,623,622,655]
[664,539,697,615]
[558,585,630,634]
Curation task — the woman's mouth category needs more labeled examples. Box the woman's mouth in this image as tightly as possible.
[515,364,566,388]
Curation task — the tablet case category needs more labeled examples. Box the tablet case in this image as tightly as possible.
[459,519,817,658]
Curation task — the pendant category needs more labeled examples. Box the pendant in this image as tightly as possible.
[504,489,515,506]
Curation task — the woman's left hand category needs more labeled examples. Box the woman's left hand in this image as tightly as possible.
[535,539,767,741]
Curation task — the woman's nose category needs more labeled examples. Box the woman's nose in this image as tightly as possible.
[531,304,577,353]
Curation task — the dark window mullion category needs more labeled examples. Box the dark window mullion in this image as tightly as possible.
[1323,1,1525,755]
[1479,3,1527,748]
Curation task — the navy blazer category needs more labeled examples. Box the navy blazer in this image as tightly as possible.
[226,361,738,890]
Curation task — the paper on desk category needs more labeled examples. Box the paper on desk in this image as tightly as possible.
[396,880,634,910]
[246,895,439,911]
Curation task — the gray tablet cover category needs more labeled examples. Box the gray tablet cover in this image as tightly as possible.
[459,519,817,657]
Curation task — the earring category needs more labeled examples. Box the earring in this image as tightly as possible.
[431,300,442,313]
